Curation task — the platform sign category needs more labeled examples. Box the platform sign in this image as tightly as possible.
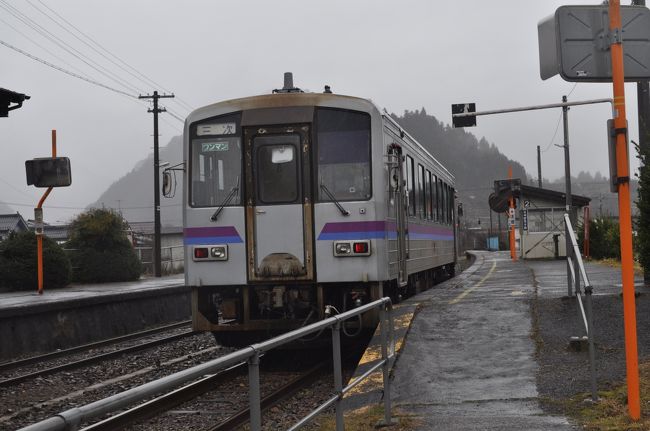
[538,5,650,81]
[25,157,72,187]
[522,209,528,231]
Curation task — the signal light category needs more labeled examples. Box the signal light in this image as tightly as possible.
[353,242,368,254]
[194,248,209,259]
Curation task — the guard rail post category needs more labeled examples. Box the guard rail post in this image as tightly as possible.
[331,321,344,431]
[379,304,393,426]
[585,285,599,401]
[248,350,262,431]
[564,223,573,298]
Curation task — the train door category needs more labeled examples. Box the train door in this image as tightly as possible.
[244,125,314,282]
[388,145,408,287]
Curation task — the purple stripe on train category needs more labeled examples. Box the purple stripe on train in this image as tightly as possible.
[184,226,243,244]
[317,221,453,241]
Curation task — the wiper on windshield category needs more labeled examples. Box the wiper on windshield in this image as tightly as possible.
[211,177,239,221]
[319,180,350,216]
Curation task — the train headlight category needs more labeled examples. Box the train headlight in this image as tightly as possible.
[334,242,352,256]
[211,246,228,260]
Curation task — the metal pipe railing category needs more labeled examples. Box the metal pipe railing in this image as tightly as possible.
[20,297,395,431]
[564,213,598,401]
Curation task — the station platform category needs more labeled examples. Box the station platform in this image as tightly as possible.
[0,275,188,361]
[347,250,646,430]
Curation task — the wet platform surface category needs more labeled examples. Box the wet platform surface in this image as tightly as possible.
[0,275,184,314]
[385,251,642,430]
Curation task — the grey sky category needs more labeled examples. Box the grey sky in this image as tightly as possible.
[0,0,641,223]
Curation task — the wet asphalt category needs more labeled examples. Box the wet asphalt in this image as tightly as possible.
[391,251,576,430]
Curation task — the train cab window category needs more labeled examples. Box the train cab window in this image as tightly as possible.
[255,136,300,204]
[190,137,241,207]
[316,108,371,202]
[190,114,242,208]
[405,155,415,216]
[417,164,425,219]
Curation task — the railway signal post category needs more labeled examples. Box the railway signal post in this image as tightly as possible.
[25,130,72,294]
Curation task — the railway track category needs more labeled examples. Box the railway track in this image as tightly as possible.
[0,320,194,387]
[74,359,329,431]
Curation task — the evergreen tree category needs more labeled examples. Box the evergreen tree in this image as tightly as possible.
[635,141,650,272]
[0,231,71,290]
[67,208,142,283]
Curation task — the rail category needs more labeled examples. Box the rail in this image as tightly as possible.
[19,297,395,431]
[564,213,598,401]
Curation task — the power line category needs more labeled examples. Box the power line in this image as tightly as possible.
[0,0,141,95]
[0,39,137,98]
[34,0,195,112]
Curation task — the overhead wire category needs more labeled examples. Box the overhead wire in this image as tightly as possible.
[0,39,136,99]
[34,0,195,113]
[0,0,142,96]
[541,83,579,153]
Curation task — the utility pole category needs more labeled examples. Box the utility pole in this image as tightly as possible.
[537,145,542,188]
[139,90,174,277]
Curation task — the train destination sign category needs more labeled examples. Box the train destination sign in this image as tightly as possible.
[197,122,236,136]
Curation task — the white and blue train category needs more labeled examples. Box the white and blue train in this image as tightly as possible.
[179,74,457,344]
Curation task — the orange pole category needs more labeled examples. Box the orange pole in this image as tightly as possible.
[610,0,640,420]
[508,167,517,261]
[36,130,56,295]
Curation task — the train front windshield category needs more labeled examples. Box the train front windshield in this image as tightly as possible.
[316,109,371,202]
[190,139,241,207]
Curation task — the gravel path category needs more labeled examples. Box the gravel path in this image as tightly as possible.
[529,259,650,414]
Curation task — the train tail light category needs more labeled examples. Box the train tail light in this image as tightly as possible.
[353,242,368,254]
[194,247,209,259]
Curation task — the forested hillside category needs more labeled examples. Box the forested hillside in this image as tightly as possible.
[394,109,530,225]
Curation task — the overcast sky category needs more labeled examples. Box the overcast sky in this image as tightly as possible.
[0,0,643,223]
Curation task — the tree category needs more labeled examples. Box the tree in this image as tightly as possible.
[579,217,621,260]
[0,230,71,291]
[67,208,141,283]
[635,141,650,273]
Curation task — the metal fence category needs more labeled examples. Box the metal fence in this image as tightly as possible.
[564,213,598,401]
[134,245,184,274]
[20,297,395,431]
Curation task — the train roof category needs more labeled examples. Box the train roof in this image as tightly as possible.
[187,92,381,121]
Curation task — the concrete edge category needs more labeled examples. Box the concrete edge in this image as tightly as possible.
[0,283,187,319]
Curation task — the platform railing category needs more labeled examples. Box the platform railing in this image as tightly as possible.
[19,297,395,431]
[564,213,598,401]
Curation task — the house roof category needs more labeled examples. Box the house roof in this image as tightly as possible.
[0,212,29,233]
[489,183,591,213]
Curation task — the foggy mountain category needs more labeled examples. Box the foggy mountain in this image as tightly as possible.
[90,135,183,226]
[394,109,529,226]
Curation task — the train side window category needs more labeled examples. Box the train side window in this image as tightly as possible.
[432,175,438,222]
[417,164,425,219]
[437,178,443,222]
[425,170,432,220]
[441,182,447,224]
[449,187,455,224]
[406,155,415,217]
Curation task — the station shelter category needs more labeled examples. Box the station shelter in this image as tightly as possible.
[517,185,590,259]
